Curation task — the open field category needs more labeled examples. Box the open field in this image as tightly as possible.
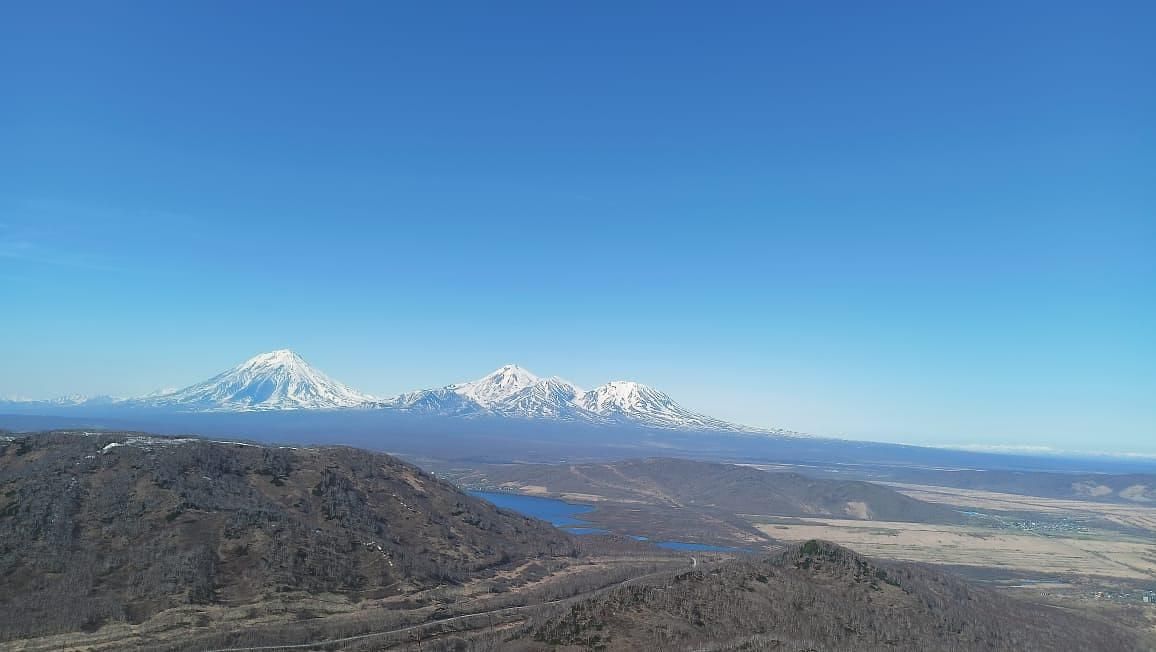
[747,481,1156,644]
[750,483,1156,582]
[445,459,1156,586]
[751,516,1156,580]
[438,457,1156,643]
[887,482,1156,532]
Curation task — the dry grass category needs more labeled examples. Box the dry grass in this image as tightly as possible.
[885,482,1156,532]
[753,518,1156,579]
[750,483,1156,582]
[5,556,674,652]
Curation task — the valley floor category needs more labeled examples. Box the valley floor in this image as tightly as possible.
[747,483,1156,644]
[750,513,1156,580]
[439,461,1156,646]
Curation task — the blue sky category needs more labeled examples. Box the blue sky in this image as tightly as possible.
[2,2,1153,453]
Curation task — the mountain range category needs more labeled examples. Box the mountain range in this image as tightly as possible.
[2,349,795,436]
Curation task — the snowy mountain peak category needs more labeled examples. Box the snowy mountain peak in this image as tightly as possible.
[535,377,582,394]
[486,364,539,385]
[391,367,777,433]
[577,381,671,412]
[240,348,306,368]
[451,364,540,406]
[4,351,794,435]
[576,380,744,431]
[137,349,375,411]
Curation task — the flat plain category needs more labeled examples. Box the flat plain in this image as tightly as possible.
[749,483,1156,580]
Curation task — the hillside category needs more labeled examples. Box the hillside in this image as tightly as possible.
[1,433,1145,651]
[521,540,1140,651]
[0,431,576,642]
[462,458,965,524]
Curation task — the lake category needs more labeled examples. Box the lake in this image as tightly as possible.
[468,491,596,527]
[469,490,741,550]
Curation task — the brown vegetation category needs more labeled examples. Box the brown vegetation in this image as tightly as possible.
[455,457,965,523]
[523,540,1141,651]
[0,431,575,641]
[3,433,1143,651]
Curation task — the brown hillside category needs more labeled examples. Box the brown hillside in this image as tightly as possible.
[0,432,575,641]
[525,540,1139,651]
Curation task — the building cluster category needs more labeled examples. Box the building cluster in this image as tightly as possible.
[1093,589,1156,604]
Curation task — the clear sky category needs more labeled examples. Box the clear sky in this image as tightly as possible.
[2,2,1153,453]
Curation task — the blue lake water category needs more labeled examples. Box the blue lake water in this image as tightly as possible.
[656,541,743,552]
[468,491,595,527]
[470,490,743,551]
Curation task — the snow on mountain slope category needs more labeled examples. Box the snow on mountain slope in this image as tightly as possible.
[142,387,179,398]
[137,349,376,411]
[383,388,485,416]
[0,394,122,408]
[575,381,743,431]
[449,364,540,406]
[383,366,589,421]
[398,365,779,433]
[3,354,796,435]
[490,377,594,421]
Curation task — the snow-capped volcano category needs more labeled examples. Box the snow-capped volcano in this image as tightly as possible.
[137,349,375,411]
[385,364,577,418]
[449,364,540,406]
[491,377,587,420]
[3,353,795,435]
[386,364,779,433]
[386,388,484,416]
[576,381,741,431]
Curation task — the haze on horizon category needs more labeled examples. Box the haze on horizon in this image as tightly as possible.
[2,3,1153,454]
